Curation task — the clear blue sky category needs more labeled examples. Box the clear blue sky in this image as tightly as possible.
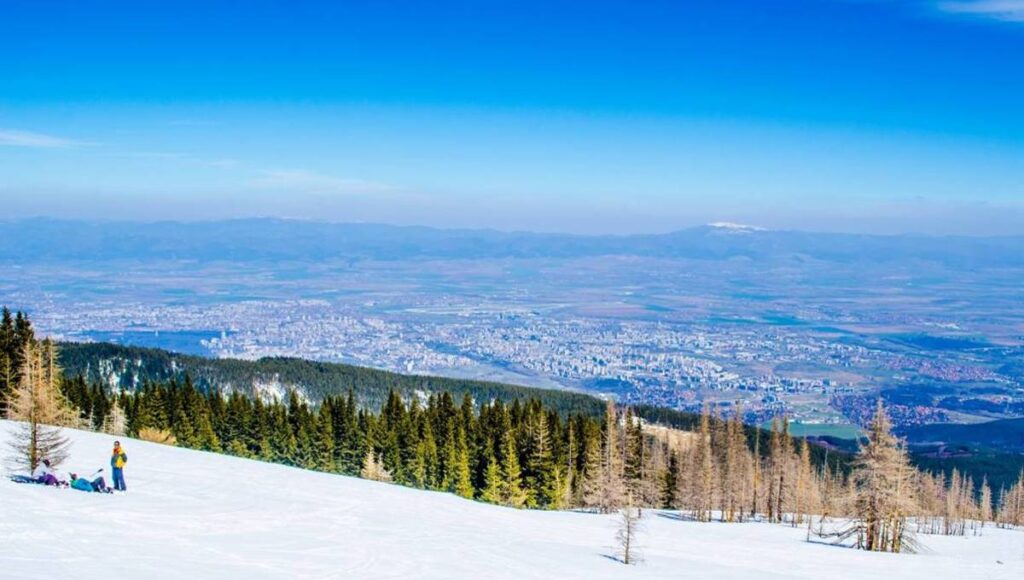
[2,0,1023,234]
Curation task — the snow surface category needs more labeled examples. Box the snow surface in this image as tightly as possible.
[706,222,767,232]
[1,421,1021,579]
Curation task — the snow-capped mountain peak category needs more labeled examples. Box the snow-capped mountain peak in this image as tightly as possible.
[706,222,767,233]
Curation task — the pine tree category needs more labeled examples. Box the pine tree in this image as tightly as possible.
[524,408,559,508]
[661,449,680,508]
[441,427,458,492]
[692,405,716,522]
[1,310,33,416]
[417,414,439,489]
[5,340,75,472]
[192,395,222,452]
[623,408,644,497]
[721,407,748,522]
[834,400,918,553]
[453,423,474,499]
[331,391,361,474]
[0,307,15,414]
[480,450,503,504]
[580,420,604,509]
[316,404,336,472]
[500,428,528,508]
[0,351,12,415]
[585,399,625,513]
[751,427,762,518]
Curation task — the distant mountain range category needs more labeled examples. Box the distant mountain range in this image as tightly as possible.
[2,218,1023,267]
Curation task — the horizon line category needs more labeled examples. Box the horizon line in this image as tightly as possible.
[1,215,1022,240]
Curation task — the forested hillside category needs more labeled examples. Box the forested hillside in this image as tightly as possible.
[51,340,1020,490]
[57,341,604,415]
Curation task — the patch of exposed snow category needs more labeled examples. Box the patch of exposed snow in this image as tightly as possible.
[252,376,288,403]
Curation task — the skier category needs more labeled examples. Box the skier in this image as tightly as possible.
[31,459,62,486]
[69,471,112,493]
[111,441,127,492]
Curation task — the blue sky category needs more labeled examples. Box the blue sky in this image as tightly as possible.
[2,0,1023,234]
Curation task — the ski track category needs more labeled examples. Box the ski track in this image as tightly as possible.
[1,421,1022,579]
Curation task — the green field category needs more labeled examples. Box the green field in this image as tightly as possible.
[760,421,863,440]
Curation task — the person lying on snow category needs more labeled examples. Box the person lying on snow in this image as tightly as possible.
[8,459,67,486]
[31,459,65,486]
[69,471,113,494]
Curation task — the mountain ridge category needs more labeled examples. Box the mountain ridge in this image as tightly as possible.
[3,217,1022,266]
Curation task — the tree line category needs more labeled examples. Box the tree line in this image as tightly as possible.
[57,341,606,415]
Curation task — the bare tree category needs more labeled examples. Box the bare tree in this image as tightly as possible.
[978,477,992,532]
[693,406,716,522]
[103,396,127,436]
[996,470,1023,527]
[6,340,75,472]
[616,493,642,565]
[793,438,817,526]
[361,450,393,482]
[585,400,625,513]
[827,400,918,553]
[721,407,748,522]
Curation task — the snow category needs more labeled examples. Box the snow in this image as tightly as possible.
[707,222,767,232]
[251,376,289,402]
[1,421,1021,579]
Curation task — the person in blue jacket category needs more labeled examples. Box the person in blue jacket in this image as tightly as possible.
[111,441,127,492]
[69,471,111,493]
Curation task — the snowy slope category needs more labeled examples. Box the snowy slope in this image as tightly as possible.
[1,421,1021,580]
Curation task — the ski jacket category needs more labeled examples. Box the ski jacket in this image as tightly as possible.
[31,463,55,480]
[71,478,94,492]
[111,448,127,469]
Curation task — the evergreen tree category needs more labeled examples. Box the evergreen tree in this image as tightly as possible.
[0,307,15,413]
[661,449,679,508]
[500,426,528,508]
[524,407,559,508]
[480,450,503,504]
[316,403,336,472]
[623,408,646,502]
[453,422,475,499]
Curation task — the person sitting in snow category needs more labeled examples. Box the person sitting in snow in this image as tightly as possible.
[31,459,63,486]
[111,441,127,492]
[69,471,112,493]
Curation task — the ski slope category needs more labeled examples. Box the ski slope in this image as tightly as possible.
[1,421,1021,579]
